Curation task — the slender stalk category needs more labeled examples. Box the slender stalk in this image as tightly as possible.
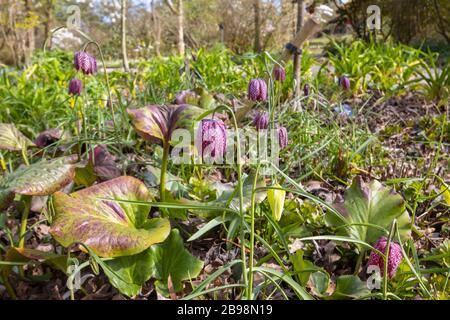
[247,163,261,300]
[18,195,32,248]
[1,272,17,300]
[228,107,249,298]
[159,142,170,205]
[83,41,116,128]
[354,250,365,275]
[21,148,30,166]
[383,220,397,300]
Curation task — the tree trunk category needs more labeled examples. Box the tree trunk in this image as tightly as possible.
[24,0,34,65]
[121,0,130,71]
[44,0,53,49]
[151,0,162,56]
[293,0,304,99]
[254,0,261,52]
[165,0,185,55]
[177,0,185,56]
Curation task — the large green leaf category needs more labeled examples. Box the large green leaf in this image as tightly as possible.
[0,123,35,151]
[326,177,411,249]
[4,247,67,273]
[104,250,156,297]
[50,176,170,258]
[216,173,267,213]
[0,155,77,209]
[325,275,370,300]
[147,229,203,293]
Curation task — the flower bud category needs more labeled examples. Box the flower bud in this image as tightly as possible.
[273,67,286,81]
[248,79,267,101]
[340,76,350,90]
[253,111,269,131]
[277,126,288,150]
[68,78,82,96]
[303,83,310,96]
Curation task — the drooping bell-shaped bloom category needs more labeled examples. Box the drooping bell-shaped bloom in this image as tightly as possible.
[368,236,403,279]
[303,83,310,97]
[197,119,227,160]
[68,78,82,96]
[273,67,286,82]
[267,183,286,221]
[277,126,288,150]
[253,111,269,131]
[74,51,97,75]
[248,79,267,101]
[174,90,199,105]
[340,76,350,90]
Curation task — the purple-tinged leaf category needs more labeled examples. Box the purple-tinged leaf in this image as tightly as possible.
[0,155,77,209]
[50,176,170,258]
[34,128,62,148]
[0,123,35,151]
[89,145,121,181]
[127,104,200,145]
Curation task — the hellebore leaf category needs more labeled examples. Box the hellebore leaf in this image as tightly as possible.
[325,275,370,300]
[4,247,67,273]
[50,176,170,258]
[218,173,266,213]
[0,123,36,151]
[147,229,203,293]
[89,144,121,181]
[326,176,411,250]
[127,104,201,145]
[0,155,77,209]
[74,160,97,187]
[104,249,156,297]
[34,128,62,148]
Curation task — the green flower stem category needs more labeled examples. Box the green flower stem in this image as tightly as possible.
[383,220,397,300]
[159,141,170,213]
[1,272,16,300]
[227,106,249,298]
[18,195,32,249]
[83,41,115,128]
[354,250,365,275]
[21,148,30,166]
[201,104,249,298]
[247,163,261,300]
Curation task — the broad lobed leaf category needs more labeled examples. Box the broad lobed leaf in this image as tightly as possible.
[50,176,170,258]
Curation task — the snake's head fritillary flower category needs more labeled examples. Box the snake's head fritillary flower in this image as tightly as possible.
[340,76,350,90]
[277,126,288,150]
[267,183,286,221]
[248,79,267,101]
[74,51,97,75]
[253,111,269,131]
[68,78,82,96]
[196,119,227,161]
[273,67,286,82]
[368,236,403,279]
[174,90,199,105]
[303,83,310,97]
